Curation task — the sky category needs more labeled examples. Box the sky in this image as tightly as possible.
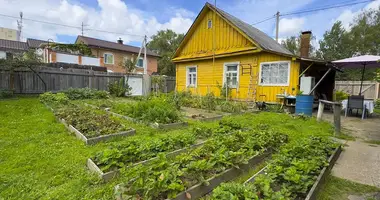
[0,0,379,48]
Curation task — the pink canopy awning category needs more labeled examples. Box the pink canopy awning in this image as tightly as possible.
[332,55,380,68]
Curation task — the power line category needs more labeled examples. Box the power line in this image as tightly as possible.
[0,13,145,38]
[281,0,374,16]
[251,15,276,25]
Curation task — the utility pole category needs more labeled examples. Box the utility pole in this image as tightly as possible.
[81,22,87,36]
[275,11,280,42]
[17,12,23,41]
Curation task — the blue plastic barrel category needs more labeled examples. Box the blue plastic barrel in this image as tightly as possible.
[295,95,313,116]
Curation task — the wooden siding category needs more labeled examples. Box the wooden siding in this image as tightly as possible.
[175,8,256,61]
[176,52,300,102]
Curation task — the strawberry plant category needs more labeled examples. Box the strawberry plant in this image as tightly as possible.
[210,136,338,200]
[55,105,129,138]
[118,128,287,199]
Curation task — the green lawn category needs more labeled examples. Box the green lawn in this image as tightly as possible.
[317,175,380,200]
[0,97,336,199]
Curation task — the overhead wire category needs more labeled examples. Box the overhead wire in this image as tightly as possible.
[0,13,145,38]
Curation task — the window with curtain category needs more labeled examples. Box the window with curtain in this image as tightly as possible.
[260,61,290,86]
[187,67,197,87]
[225,64,239,88]
[103,53,114,64]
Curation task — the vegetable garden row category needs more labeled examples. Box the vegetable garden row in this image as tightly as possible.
[38,88,341,200]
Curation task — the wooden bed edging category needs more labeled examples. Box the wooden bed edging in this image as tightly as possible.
[169,150,271,200]
[186,115,223,122]
[304,145,342,200]
[242,145,342,200]
[68,125,136,145]
[87,140,207,182]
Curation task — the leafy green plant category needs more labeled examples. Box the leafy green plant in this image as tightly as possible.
[201,92,217,112]
[108,78,131,97]
[55,105,128,138]
[375,99,380,109]
[212,183,259,200]
[63,88,109,100]
[218,82,232,99]
[39,92,69,105]
[220,101,247,113]
[0,89,14,99]
[118,129,288,199]
[112,98,182,124]
[334,90,349,102]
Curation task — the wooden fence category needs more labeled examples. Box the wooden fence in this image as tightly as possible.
[335,81,380,100]
[0,67,124,94]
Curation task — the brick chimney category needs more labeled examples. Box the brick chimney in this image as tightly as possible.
[300,31,312,58]
[117,38,123,44]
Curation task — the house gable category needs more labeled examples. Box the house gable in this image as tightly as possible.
[173,5,259,62]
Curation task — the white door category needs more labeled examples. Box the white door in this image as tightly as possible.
[128,76,143,96]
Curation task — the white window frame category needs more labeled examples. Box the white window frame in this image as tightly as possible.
[186,66,197,88]
[259,61,291,86]
[103,53,114,65]
[223,62,240,89]
[136,57,144,68]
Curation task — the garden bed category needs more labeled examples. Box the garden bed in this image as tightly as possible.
[170,150,271,200]
[114,129,287,200]
[45,103,135,145]
[87,141,207,182]
[182,107,224,122]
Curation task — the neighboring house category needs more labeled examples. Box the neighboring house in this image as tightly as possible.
[75,36,160,74]
[0,39,28,59]
[173,3,335,102]
[0,27,20,41]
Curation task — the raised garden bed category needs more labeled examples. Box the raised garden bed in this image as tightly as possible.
[45,103,135,145]
[182,107,224,122]
[114,129,287,200]
[87,141,207,182]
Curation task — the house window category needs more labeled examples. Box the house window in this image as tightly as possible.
[207,19,212,29]
[223,62,239,88]
[136,57,144,68]
[259,61,290,86]
[186,66,197,87]
[103,53,114,64]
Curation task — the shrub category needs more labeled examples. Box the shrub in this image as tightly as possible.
[334,90,349,102]
[201,92,217,111]
[375,99,380,108]
[220,101,247,113]
[39,92,69,105]
[117,99,182,124]
[0,89,13,99]
[63,88,109,100]
[108,78,131,97]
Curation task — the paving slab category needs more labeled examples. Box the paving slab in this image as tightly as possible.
[332,141,380,187]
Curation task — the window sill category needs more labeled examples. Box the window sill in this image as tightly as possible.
[259,84,289,87]
[186,85,197,88]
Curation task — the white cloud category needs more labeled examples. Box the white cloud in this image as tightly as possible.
[0,0,193,44]
[278,17,305,37]
[335,0,380,30]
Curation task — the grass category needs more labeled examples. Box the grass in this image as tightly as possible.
[374,108,380,114]
[0,97,336,199]
[317,175,380,200]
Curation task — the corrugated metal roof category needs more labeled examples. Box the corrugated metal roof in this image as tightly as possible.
[207,3,294,56]
[0,39,28,51]
[76,36,159,57]
[26,38,49,48]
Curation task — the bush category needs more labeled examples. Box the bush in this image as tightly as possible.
[108,78,131,97]
[375,99,380,108]
[201,92,217,111]
[334,90,349,102]
[0,89,13,99]
[117,99,182,124]
[63,88,109,100]
[39,92,69,105]
[220,101,247,113]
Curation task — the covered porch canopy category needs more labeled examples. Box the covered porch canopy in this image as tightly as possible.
[332,55,380,95]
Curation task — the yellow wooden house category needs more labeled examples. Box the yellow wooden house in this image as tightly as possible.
[173,3,333,103]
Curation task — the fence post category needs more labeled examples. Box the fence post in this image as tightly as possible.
[375,82,379,100]
[317,101,324,122]
[333,103,341,135]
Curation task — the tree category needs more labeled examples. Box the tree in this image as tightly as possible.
[316,7,380,81]
[281,32,316,57]
[147,29,184,76]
